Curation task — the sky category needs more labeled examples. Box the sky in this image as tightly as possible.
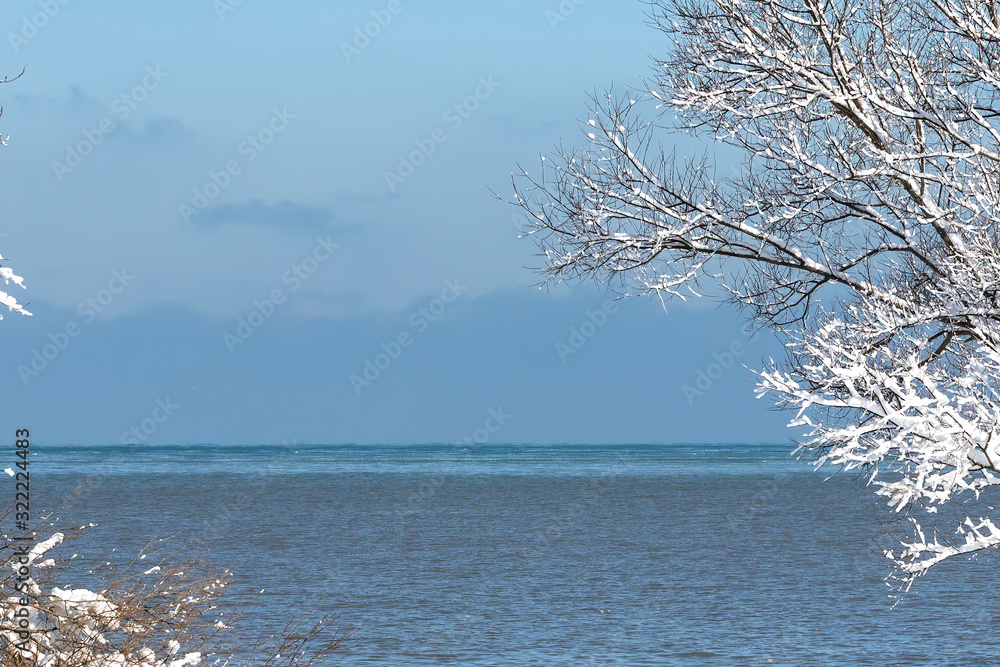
[0,0,792,445]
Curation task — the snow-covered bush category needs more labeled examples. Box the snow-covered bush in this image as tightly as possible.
[1,523,348,666]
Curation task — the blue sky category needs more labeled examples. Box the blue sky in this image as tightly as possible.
[0,0,791,445]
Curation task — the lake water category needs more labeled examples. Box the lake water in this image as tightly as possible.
[22,443,1000,666]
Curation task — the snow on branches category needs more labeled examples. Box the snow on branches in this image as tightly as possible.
[3,528,218,667]
[0,259,30,319]
[511,0,1000,587]
[1,523,348,666]
[757,290,1000,583]
[0,71,29,320]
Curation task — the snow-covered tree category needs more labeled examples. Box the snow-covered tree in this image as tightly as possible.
[510,0,1000,588]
